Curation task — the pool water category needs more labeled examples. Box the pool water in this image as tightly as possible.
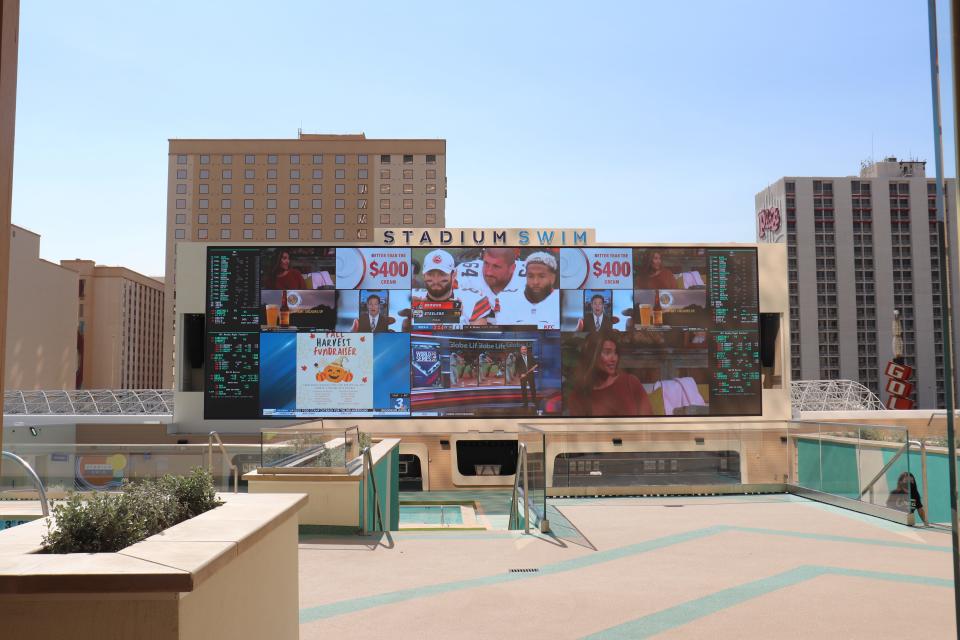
[399,504,464,526]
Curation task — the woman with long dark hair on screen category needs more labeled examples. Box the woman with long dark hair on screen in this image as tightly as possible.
[636,250,676,290]
[568,331,653,417]
[264,250,307,290]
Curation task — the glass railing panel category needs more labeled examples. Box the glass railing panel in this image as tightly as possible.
[787,421,823,491]
[814,422,861,500]
[855,424,914,512]
[518,424,546,528]
[260,429,348,469]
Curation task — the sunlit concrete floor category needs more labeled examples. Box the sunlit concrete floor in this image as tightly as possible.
[297,493,956,639]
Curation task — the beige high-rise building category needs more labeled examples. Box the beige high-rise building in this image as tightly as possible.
[163,132,447,386]
[60,260,164,390]
[4,225,78,390]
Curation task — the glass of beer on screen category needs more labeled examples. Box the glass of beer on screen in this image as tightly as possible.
[265,304,279,327]
[638,303,652,327]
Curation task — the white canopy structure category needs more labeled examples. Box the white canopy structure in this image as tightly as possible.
[790,380,885,412]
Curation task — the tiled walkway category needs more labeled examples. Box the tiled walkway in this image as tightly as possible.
[298,494,956,639]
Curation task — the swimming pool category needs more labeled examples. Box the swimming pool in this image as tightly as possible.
[399,504,465,526]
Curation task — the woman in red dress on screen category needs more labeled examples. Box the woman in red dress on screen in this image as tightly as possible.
[263,250,307,290]
[568,331,653,417]
[636,250,676,289]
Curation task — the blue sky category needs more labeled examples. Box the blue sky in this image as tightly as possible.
[10,0,956,276]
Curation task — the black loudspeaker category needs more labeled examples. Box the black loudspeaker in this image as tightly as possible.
[759,313,780,368]
[185,314,205,369]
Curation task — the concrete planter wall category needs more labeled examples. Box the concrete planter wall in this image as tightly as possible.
[0,492,306,640]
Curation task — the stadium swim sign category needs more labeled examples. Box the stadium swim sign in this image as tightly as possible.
[379,228,595,247]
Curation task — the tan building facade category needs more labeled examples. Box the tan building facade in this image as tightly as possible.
[4,225,78,390]
[163,132,447,386]
[60,260,164,389]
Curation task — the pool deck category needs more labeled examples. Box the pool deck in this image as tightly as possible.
[298,493,957,639]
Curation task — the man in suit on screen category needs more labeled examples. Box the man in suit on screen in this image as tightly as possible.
[515,344,538,413]
[582,293,614,332]
[355,294,390,332]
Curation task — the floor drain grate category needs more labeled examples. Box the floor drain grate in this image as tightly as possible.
[664,505,684,508]
[509,568,540,573]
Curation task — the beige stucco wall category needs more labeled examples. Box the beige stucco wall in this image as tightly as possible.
[4,226,78,389]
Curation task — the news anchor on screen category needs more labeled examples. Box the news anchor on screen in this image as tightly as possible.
[580,293,614,332]
[516,344,538,413]
[355,294,390,332]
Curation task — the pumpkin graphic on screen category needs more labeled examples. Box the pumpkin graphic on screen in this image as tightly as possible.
[316,356,354,383]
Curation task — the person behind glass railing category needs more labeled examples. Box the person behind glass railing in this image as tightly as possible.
[887,471,927,525]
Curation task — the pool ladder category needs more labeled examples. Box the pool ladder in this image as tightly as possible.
[1,451,49,517]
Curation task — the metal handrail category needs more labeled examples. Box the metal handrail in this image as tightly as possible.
[1,451,50,517]
[859,439,929,525]
[208,431,239,494]
[361,446,385,534]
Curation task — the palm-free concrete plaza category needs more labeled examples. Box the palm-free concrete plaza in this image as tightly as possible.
[297,494,955,639]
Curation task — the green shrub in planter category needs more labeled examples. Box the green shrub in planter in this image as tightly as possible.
[42,467,223,554]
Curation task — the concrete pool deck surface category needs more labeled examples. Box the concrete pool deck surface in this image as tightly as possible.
[297,493,956,639]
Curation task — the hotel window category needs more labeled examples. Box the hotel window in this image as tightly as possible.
[426,169,436,179]
[289,229,299,240]
[357,229,369,240]
[335,199,345,209]
[380,214,391,225]
[175,229,185,239]
[380,154,391,164]
[358,169,368,179]
[335,213,345,224]
[176,154,187,164]
[243,229,253,239]
[380,184,391,194]
[267,199,277,209]
[403,199,413,209]
[220,229,231,240]
[290,184,300,194]
[290,154,300,165]
[336,184,345,194]
[176,199,186,209]
[335,169,345,179]
[268,154,278,164]
[244,199,253,209]
[266,229,277,239]
[357,213,368,224]
[426,199,436,209]
[199,184,209,194]
[200,155,209,164]
[380,169,390,179]
[403,154,413,164]
[312,169,323,179]
[267,184,277,194]
[403,214,414,224]
[245,154,255,164]
[403,169,413,180]
[312,199,322,209]
[289,199,300,209]
[426,154,436,164]
[380,199,391,209]
[312,184,322,194]
[175,213,186,224]
[221,199,231,209]
[266,214,276,224]
[244,213,254,224]
[426,213,437,224]
[290,169,300,179]
[222,169,232,179]
[221,213,231,224]
[403,184,414,194]
[358,199,367,209]
[358,184,368,194]
[198,229,208,239]
[198,214,208,224]
[312,229,322,239]
[245,169,255,179]
[176,184,187,194]
[199,169,209,179]
[312,214,322,224]
[267,169,277,179]
[222,184,232,194]
[426,183,436,194]
[176,169,187,179]
[222,155,232,165]
[358,154,368,164]
[244,184,254,194]
[312,154,323,164]
[335,154,345,164]
[335,229,345,239]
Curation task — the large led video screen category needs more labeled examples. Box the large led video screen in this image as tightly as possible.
[205,245,761,419]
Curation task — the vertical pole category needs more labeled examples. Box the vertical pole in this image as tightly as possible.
[933,0,960,627]
[522,443,530,535]
[0,0,22,474]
